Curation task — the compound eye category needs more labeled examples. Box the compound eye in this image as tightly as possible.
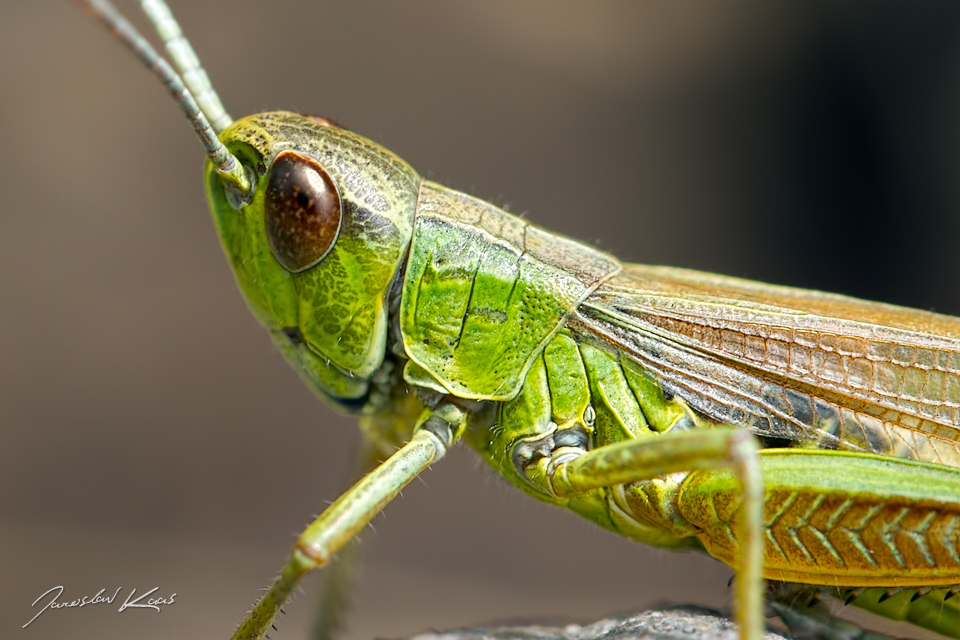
[264,151,342,272]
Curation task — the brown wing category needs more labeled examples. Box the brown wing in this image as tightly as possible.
[573,264,960,467]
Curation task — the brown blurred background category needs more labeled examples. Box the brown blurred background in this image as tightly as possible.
[3,2,960,639]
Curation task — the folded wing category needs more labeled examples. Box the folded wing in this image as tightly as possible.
[574,264,960,467]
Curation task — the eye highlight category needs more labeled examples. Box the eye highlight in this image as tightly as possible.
[264,151,342,273]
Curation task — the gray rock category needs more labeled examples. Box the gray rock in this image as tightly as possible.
[403,608,790,640]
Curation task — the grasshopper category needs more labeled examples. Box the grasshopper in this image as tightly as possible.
[67,1,960,639]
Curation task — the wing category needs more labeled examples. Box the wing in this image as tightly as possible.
[572,264,960,467]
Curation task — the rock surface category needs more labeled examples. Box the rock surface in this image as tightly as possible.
[404,608,790,640]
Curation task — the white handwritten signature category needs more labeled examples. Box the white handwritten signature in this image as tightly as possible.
[23,585,176,628]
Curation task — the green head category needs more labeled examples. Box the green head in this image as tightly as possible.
[207,112,420,409]
[72,2,420,411]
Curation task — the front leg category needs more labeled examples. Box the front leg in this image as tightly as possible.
[522,425,766,640]
[231,402,469,640]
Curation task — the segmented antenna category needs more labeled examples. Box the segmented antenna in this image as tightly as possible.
[71,0,251,196]
[139,0,232,133]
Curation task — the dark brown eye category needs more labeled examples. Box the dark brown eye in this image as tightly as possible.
[264,151,342,273]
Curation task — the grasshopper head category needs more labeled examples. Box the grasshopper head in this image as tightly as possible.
[71,6,419,412]
[206,112,420,410]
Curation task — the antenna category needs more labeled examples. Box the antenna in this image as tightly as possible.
[71,0,251,196]
[139,0,232,133]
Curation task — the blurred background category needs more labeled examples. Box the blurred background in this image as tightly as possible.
[3,1,960,639]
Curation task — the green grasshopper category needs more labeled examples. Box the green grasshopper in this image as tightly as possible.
[72,1,960,639]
